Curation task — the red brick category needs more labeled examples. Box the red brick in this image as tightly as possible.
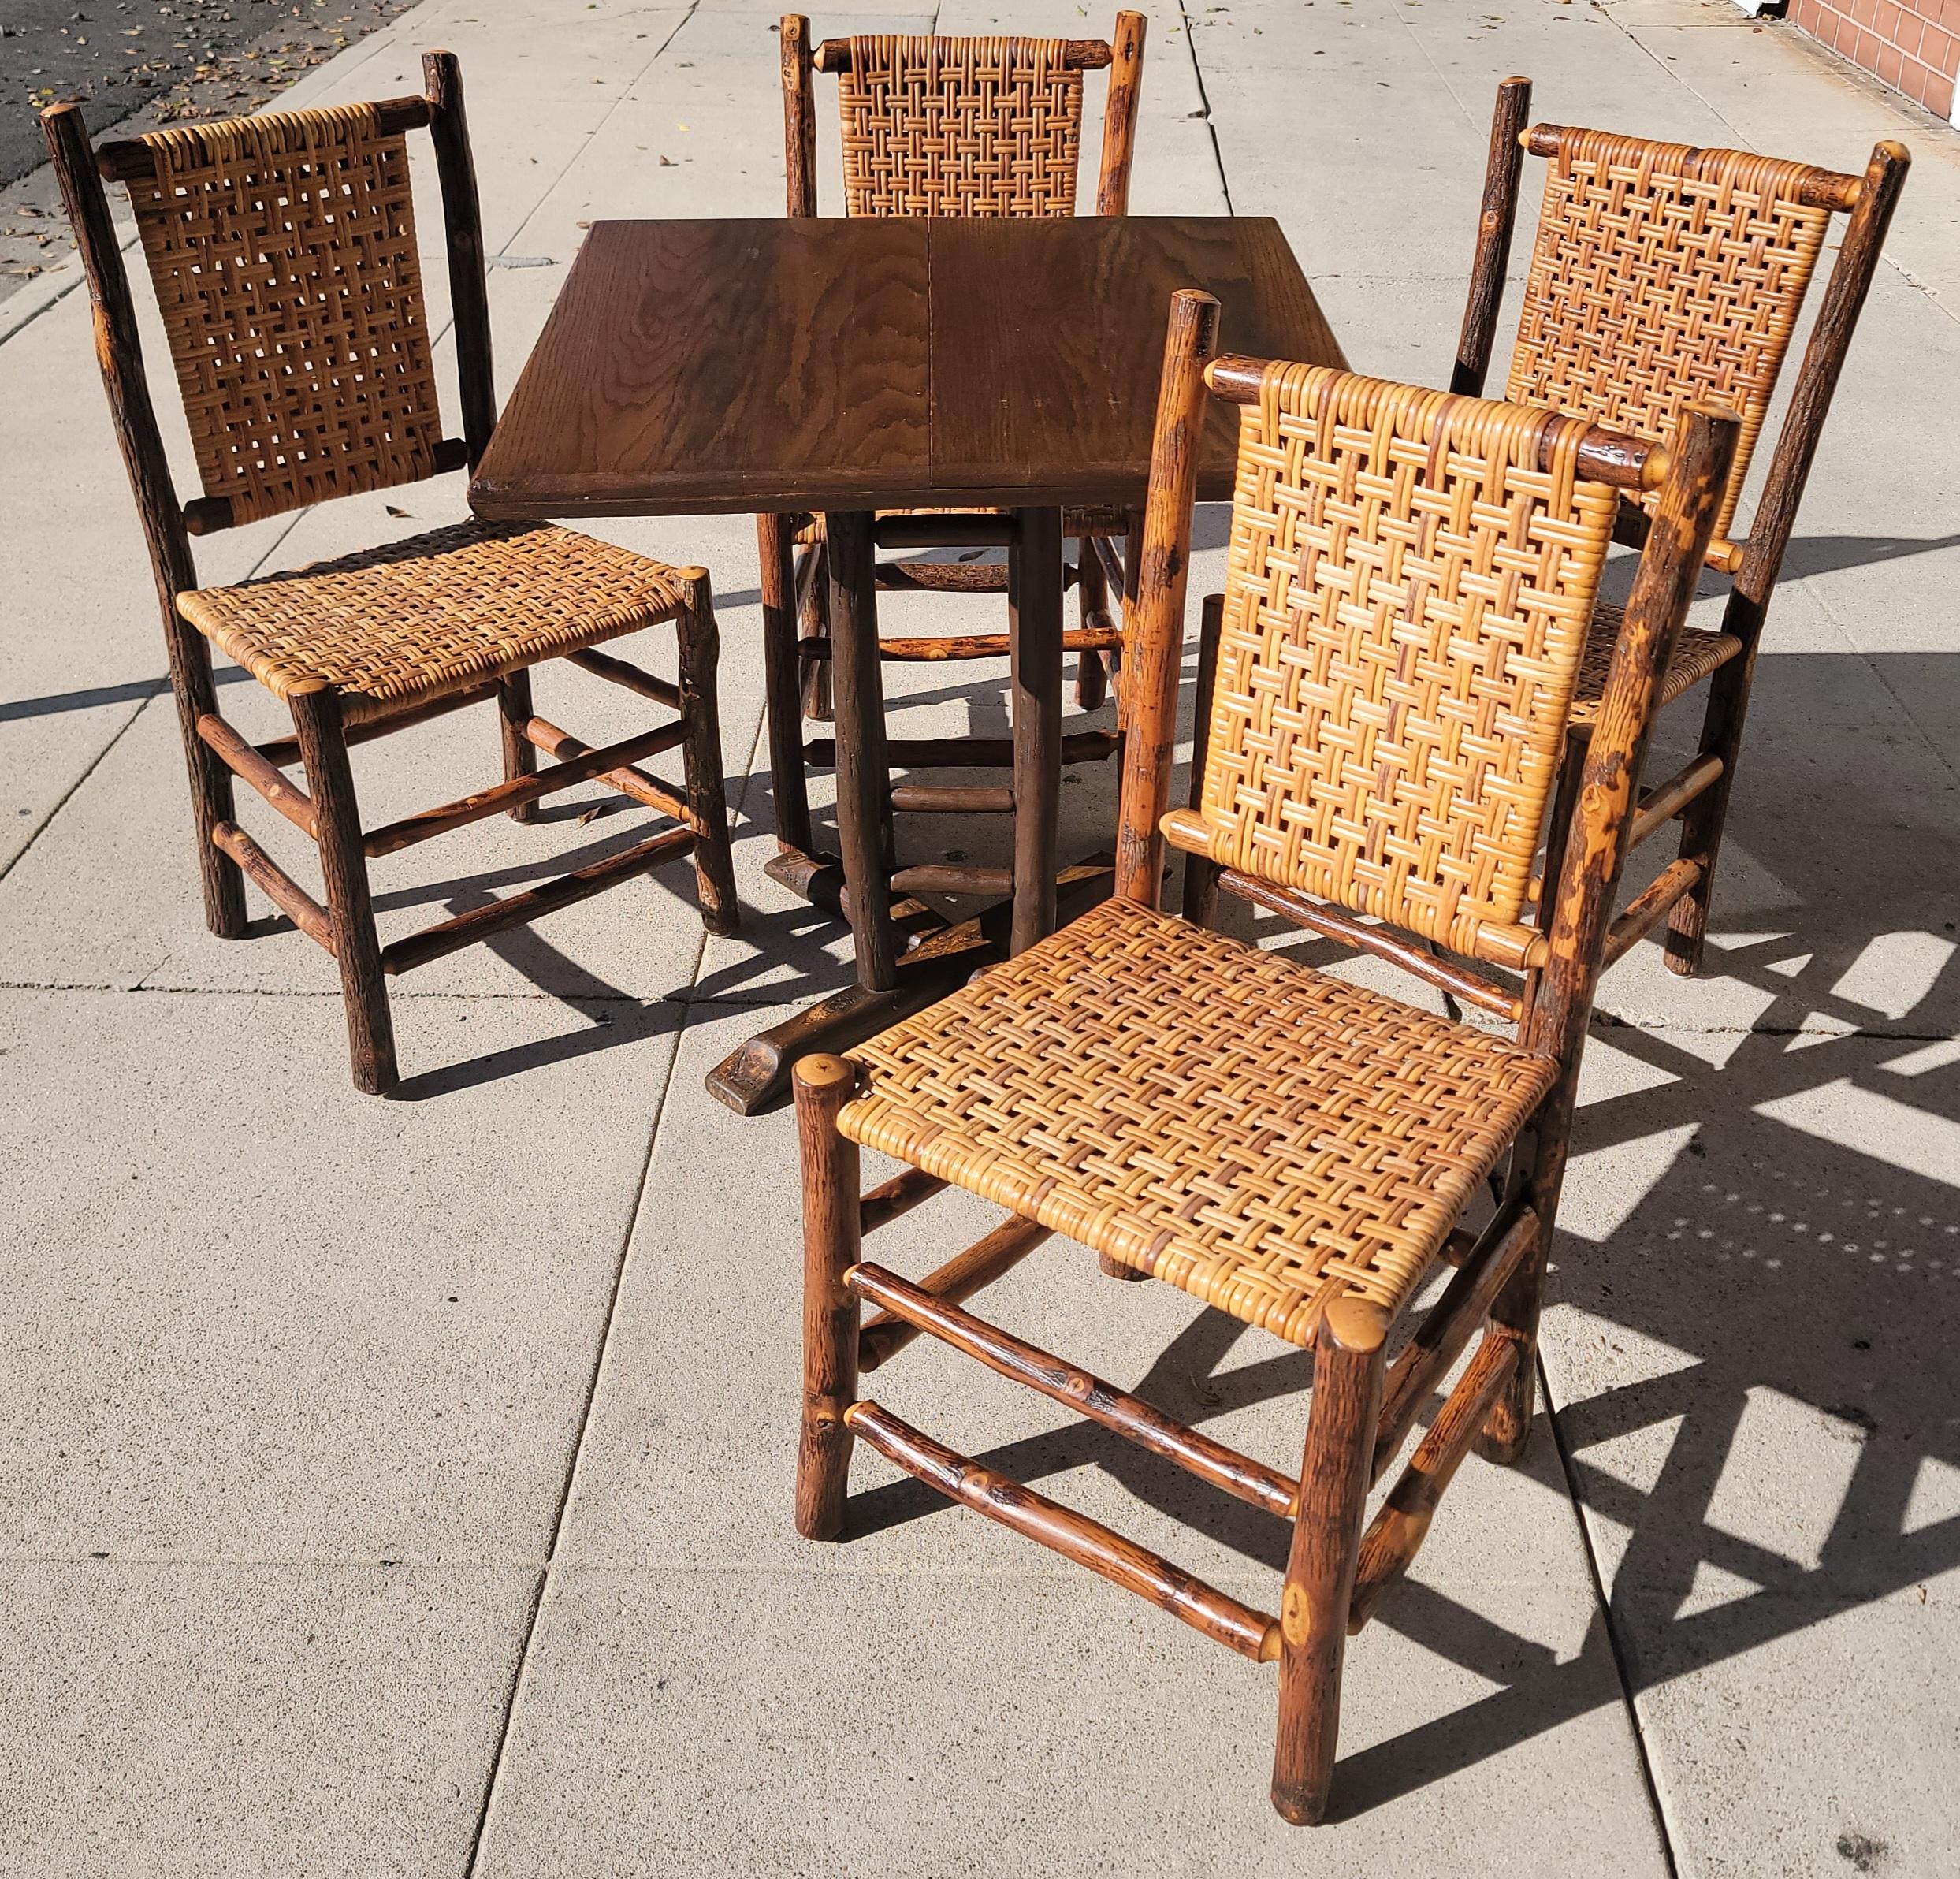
[1923,23,1958,74]
[1876,41,1905,82]
[1930,69,1957,114]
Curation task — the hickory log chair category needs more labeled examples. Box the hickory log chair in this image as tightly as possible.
[756,13,1148,880]
[791,289,1740,1822]
[42,54,738,1096]
[1453,78,1908,976]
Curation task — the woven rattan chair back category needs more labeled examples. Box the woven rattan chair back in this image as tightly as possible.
[1504,127,1835,536]
[780,13,1147,220]
[123,106,449,527]
[839,36,1087,217]
[1174,366,1618,971]
[1449,81,1907,979]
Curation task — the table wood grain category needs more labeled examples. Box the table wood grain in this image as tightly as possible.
[470,215,1341,520]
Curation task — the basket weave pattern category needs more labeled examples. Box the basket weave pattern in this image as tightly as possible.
[177,521,686,725]
[839,899,1557,1342]
[1180,363,1616,971]
[839,35,1085,217]
[1507,128,1832,535]
[131,106,444,524]
[1569,603,1742,725]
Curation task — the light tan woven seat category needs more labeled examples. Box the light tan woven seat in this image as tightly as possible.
[1568,601,1742,724]
[839,896,1558,1345]
[177,520,687,727]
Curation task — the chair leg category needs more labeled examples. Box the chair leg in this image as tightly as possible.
[497,669,540,823]
[797,539,834,724]
[1663,649,1755,977]
[288,682,397,1096]
[163,614,248,938]
[1476,1211,1548,1467]
[675,569,740,938]
[1272,1297,1387,1826]
[794,1054,862,1541]
[1074,534,1110,713]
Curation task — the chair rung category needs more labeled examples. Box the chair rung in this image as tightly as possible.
[1207,862,1534,1009]
[889,785,1014,815]
[525,716,691,828]
[199,713,317,837]
[1349,1332,1521,1632]
[1374,1204,1537,1479]
[805,731,1118,770]
[210,821,334,954]
[255,682,497,768]
[1629,753,1723,849]
[842,1398,1281,1663]
[872,626,1126,661]
[856,1219,1054,1371]
[1602,857,1704,968]
[859,1166,951,1237]
[565,644,682,713]
[847,1262,1300,1520]
[363,720,686,858]
[380,824,694,975]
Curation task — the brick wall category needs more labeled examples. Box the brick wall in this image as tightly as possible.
[1789,0,1960,120]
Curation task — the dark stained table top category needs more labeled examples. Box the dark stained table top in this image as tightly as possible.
[469,216,1344,521]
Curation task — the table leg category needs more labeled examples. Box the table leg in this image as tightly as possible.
[1010,505,1064,955]
[824,508,897,989]
[755,511,813,856]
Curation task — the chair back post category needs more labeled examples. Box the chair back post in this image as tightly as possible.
[1726,138,1909,624]
[422,51,497,466]
[1095,10,1148,216]
[1113,288,1220,906]
[780,14,818,216]
[40,102,194,610]
[1528,402,1741,1111]
[1451,75,1531,396]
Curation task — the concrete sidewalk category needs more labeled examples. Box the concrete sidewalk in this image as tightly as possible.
[2,1,1957,1873]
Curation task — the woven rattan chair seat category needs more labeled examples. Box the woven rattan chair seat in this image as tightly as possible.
[838,897,1558,1345]
[177,521,688,726]
[1567,601,1742,726]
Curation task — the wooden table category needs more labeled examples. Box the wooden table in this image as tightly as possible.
[472,215,1341,1109]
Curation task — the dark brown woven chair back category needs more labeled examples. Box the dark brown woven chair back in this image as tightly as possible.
[1167,365,1620,974]
[780,13,1147,218]
[125,107,446,526]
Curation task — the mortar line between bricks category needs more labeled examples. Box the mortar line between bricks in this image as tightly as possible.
[1540,1349,1684,1879]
